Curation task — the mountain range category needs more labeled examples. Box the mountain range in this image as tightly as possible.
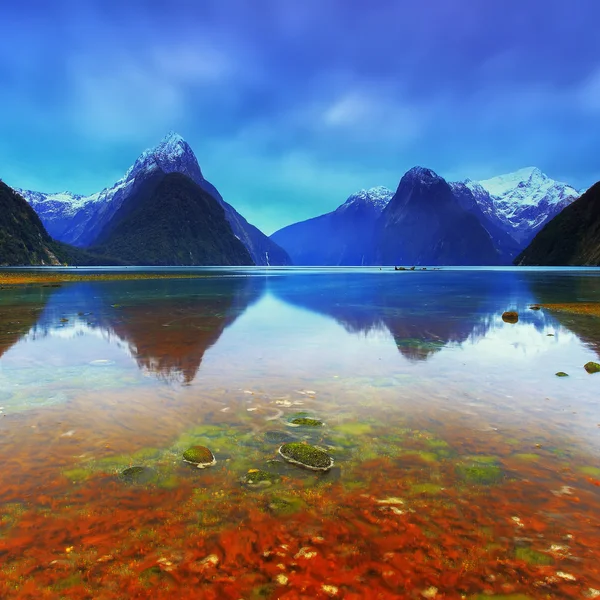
[271,165,581,265]
[1,130,593,267]
[15,132,291,266]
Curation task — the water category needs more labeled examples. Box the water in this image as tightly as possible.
[0,268,599,599]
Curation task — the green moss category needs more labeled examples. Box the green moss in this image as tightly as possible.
[241,469,279,487]
[264,431,295,444]
[584,361,600,374]
[335,423,372,436]
[410,483,444,495]
[131,447,162,461]
[52,573,83,592]
[157,475,180,490]
[182,445,215,467]
[120,466,157,484]
[513,453,541,463]
[578,465,600,477]
[555,372,569,377]
[457,461,503,485]
[515,547,554,566]
[279,442,333,471]
[63,468,90,483]
[290,417,324,427]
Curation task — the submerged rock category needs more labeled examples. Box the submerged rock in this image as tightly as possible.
[240,469,279,488]
[529,304,541,311]
[584,361,600,374]
[279,442,333,471]
[555,372,569,377]
[502,311,519,324]
[182,445,216,468]
[267,495,305,515]
[289,417,324,427]
[457,458,503,485]
[264,430,296,444]
[120,466,157,484]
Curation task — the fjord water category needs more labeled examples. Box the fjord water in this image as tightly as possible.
[1,268,599,599]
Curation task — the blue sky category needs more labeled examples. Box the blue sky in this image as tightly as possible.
[1,0,599,234]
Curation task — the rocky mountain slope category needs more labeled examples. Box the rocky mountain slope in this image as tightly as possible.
[373,167,501,265]
[270,187,393,265]
[17,133,291,266]
[91,172,254,266]
[515,182,600,266]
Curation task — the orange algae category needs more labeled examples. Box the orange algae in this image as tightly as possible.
[542,302,600,317]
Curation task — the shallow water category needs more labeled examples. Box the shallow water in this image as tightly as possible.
[0,268,599,599]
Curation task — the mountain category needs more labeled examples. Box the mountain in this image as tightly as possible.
[0,180,113,266]
[373,167,501,266]
[16,132,291,266]
[466,167,580,247]
[515,182,600,266]
[270,186,393,265]
[91,172,254,266]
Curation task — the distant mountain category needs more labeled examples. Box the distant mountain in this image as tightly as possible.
[16,132,291,266]
[516,182,600,266]
[373,167,501,266]
[91,172,254,266]
[270,186,393,265]
[0,181,113,266]
[466,167,580,247]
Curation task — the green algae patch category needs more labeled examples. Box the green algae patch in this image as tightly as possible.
[289,417,324,427]
[584,361,600,374]
[334,422,372,436]
[241,469,279,488]
[279,442,333,471]
[513,453,541,463]
[555,371,569,377]
[267,495,305,515]
[578,465,600,477]
[515,546,554,566]
[264,430,296,444]
[62,467,91,483]
[182,445,216,468]
[457,459,504,485]
[131,447,162,461]
[409,483,444,495]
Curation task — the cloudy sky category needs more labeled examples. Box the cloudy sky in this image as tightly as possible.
[1,0,599,234]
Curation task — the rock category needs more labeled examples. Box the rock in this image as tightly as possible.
[555,372,569,377]
[267,495,304,515]
[584,361,600,374]
[289,417,324,427]
[120,466,157,484]
[240,469,279,488]
[182,445,216,468]
[502,311,519,323]
[279,442,333,471]
[529,304,541,310]
[456,458,503,485]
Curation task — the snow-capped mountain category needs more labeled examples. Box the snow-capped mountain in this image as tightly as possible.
[17,132,291,266]
[270,186,393,265]
[464,167,580,245]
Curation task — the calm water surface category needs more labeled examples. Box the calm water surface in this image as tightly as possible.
[0,268,599,599]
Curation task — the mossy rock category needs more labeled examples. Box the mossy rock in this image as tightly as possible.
[529,304,541,311]
[555,372,569,377]
[515,546,554,566]
[457,461,503,485]
[502,311,519,324]
[289,417,324,427]
[279,442,333,471]
[584,361,600,374]
[120,466,157,484]
[240,469,279,488]
[182,445,216,468]
[264,430,296,444]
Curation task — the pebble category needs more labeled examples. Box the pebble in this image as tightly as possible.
[556,571,576,581]
[321,585,339,597]
[201,554,219,567]
[421,587,438,599]
[275,574,289,585]
[294,547,317,560]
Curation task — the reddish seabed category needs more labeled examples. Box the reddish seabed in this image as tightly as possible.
[1,404,599,600]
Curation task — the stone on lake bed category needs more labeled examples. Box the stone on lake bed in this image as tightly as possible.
[120,466,157,484]
[289,417,325,427]
[555,372,569,377]
[182,445,216,468]
[529,304,541,310]
[279,442,333,471]
[584,361,600,374]
[240,469,279,488]
[502,311,519,323]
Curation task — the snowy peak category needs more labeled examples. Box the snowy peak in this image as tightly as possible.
[123,131,203,184]
[338,186,393,214]
[402,166,442,185]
